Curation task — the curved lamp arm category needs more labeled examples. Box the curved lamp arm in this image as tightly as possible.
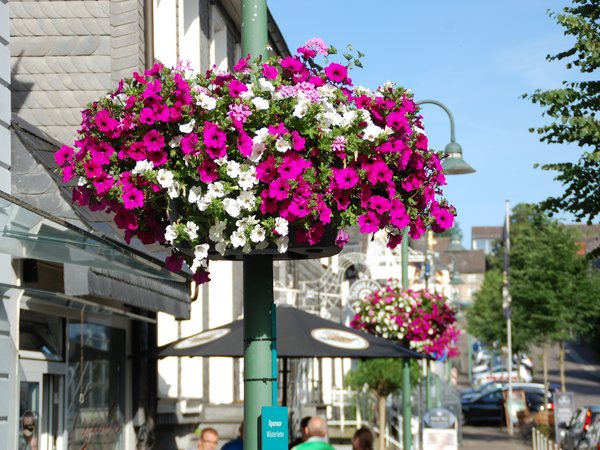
[416,99,475,175]
[416,99,456,143]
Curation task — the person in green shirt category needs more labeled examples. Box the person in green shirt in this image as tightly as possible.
[292,416,335,450]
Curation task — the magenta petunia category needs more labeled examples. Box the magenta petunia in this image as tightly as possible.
[203,122,226,149]
[94,109,119,133]
[198,159,219,183]
[332,167,359,189]
[364,160,393,185]
[259,190,278,214]
[114,207,139,230]
[256,155,277,183]
[357,212,380,234]
[165,254,185,272]
[139,107,157,125]
[324,63,348,83]
[277,154,308,180]
[143,130,165,152]
[234,54,250,73]
[262,64,279,80]
[237,131,253,157]
[228,79,248,98]
[181,133,199,155]
[368,195,391,215]
[385,111,408,131]
[122,185,145,210]
[335,229,350,248]
[55,145,74,167]
[268,178,290,201]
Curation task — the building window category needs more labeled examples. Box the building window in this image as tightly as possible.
[66,321,126,449]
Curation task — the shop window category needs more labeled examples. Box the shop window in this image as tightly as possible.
[66,321,126,449]
[19,309,64,360]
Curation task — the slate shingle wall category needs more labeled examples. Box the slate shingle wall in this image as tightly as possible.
[10,0,145,144]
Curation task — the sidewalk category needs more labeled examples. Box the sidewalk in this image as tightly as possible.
[461,426,531,450]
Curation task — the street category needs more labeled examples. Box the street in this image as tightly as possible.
[456,338,600,449]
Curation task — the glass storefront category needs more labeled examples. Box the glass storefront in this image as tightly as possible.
[66,321,126,449]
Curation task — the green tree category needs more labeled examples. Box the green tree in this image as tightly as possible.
[524,1,600,230]
[345,359,421,450]
[468,203,599,389]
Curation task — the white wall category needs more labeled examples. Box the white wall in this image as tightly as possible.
[0,1,18,446]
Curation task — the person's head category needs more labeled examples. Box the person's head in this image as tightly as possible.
[199,427,219,450]
[352,427,374,450]
[21,410,36,438]
[306,416,328,439]
[299,416,311,440]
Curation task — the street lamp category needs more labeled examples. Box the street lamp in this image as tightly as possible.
[401,100,473,446]
[417,100,475,175]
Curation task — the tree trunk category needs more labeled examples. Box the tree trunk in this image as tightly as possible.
[378,394,387,450]
[559,340,566,392]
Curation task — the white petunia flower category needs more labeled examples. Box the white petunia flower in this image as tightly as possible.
[226,160,241,178]
[293,100,310,118]
[239,84,254,99]
[133,160,155,175]
[252,97,269,110]
[274,217,289,236]
[179,119,196,134]
[250,225,266,243]
[258,78,275,92]
[189,186,203,204]
[190,256,207,273]
[197,92,217,110]
[77,177,88,187]
[215,240,228,256]
[156,168,174,188]
[236,216,259,228]
[209,220,227,242]
[223,198,241,218]
[275,236,289,253]
[185,221,199,240]
[164,225,178,243]
[214,157,228,166]
[238,168,258,190]
[275,138,291,153]
[197,195,211,211]
[194,243,210,260]
[230,230,246,248]
[167,181,181,199]
[237,190,256,210]
[362,123,384,141]
[206,181,225,199]
[169,135,183,148]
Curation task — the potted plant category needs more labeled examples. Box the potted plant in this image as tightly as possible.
[55,38,455,284]
[350,279,460,358]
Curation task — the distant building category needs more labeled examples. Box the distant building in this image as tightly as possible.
[471,226,502,255]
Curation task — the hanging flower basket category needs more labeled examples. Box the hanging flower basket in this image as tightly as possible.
[55,38,455,284]
[350,279,460,358]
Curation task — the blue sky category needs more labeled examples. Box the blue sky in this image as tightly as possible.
[268,0,580,245]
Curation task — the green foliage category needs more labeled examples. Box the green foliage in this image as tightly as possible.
[345,359,421,396]
[523,0,600,228]
[468,203,600,350]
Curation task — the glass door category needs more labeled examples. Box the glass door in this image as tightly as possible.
[20,362,65,450]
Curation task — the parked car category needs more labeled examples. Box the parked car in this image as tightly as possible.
[461,383,556,426]
[561,406,600,450]
[460,381,503,403]
[472,364,533,386]
[575,414,600,450]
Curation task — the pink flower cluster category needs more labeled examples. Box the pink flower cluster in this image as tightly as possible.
[54,39,455,285]
[350,279,460,358]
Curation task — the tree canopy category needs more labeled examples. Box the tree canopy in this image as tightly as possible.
[345,359,421,396]
[467,203,600,349]
[524,0,600,228]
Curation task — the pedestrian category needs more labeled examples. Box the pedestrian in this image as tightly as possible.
[289,416,311,449]
[222,422,243,450]
[292,416,335,450]
[352,427,374,450]
[197,427,219,450]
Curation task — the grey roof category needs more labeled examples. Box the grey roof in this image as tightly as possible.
[471,226,502,240]
[11,116,191,318]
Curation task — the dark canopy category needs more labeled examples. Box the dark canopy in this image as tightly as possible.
[155,304,424,359]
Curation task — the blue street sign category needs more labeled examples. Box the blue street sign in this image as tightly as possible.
[261,406,288,450]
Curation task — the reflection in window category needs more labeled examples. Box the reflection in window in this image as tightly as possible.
[19,382,39,450]
[19,309,64,358]
[66,321,126,449]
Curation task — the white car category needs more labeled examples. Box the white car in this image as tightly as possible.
[473,364,532,386]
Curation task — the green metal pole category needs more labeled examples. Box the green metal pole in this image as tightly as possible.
[401,228,412,450]
[241,5,269,450]
[243,255,274,450]
[242,0,268,60]
[467,334,472,384]
[425,360,432,411]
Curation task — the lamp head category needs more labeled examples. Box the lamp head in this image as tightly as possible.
[443,141,475,175]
